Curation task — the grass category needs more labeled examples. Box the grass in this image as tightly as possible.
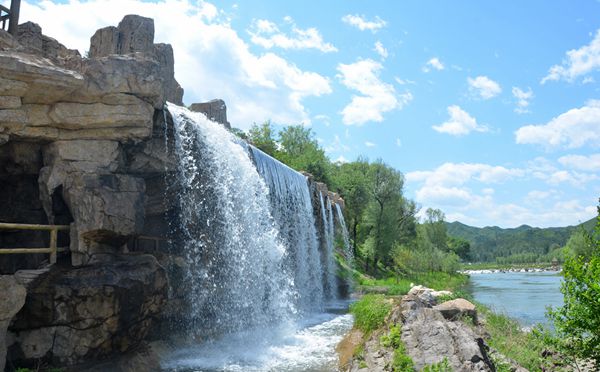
[475,304,548,371]
[380,325,414,372]
[349,294,392,333]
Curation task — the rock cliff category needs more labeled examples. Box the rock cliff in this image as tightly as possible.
[0,15,183,369]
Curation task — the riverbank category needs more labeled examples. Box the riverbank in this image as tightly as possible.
[461,262,561,273]
[339,272,571,371]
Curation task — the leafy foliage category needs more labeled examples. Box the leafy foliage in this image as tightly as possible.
[547,201,600,365]
[349,294,391,333]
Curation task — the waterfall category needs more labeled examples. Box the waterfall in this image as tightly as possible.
[319,193,338,299]
[335,203,354,262]
[249,146,324,313]
[167,102,351,339]
[168,103,295,334]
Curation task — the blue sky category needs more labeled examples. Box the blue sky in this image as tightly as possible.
[19,0,600,227]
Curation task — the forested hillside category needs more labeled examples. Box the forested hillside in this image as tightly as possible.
[447,219,595,262]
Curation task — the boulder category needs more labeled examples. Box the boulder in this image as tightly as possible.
[0,276,27,372]
[190,99,231,129]
[7,254,168,366]
[407,285,451,306]
[401,306,493,371]
[16,22,81,65]
[434,298,478,323]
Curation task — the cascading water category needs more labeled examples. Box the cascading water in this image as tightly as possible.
[335,203,354,262]
[168,103,294,334]
[163,103,353,371]
[249,147,325,313]
[319,193,338,300]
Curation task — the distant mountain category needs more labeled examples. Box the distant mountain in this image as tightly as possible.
[446,218,595,262]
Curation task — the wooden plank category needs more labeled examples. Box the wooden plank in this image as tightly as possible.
[0,248,53,254]
[0,222,70,231]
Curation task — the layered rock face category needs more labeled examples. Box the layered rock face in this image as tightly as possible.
[0,15,181,368]
[0,14,183,267]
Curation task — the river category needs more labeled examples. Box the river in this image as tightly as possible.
[468,271,563,327]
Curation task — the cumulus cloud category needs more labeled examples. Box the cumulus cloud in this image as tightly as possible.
[365,141,376,147]
[406,161,596,227]
[558,153,600,171]
[373,41,388,59]
[515,100,600,148]
[432,105,489,136]
[337,59,412,125]
[542,29,600,83]
[248,18,337,52]
[512,87,533,114]
[468,76,502,99]
[422,57,444,72]
[20,0,331,129]
[341,14,386,32]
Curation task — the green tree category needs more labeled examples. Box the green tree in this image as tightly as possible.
[565,228,594,260]
[248,121,278,157]
[548,201,600,365]
[362,161,404,272]
[423,208,448,251]
[447,236,471,261]
[332,158,372,256]
[277,125,331,184]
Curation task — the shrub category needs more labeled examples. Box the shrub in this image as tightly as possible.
[349,294,391,333]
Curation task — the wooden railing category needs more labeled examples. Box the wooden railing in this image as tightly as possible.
[1,0,20,35]
[0,222,70,264]
[0,4,9,31]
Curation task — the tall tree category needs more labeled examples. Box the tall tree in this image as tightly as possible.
[248,121,278,157]
[278,125,331,184]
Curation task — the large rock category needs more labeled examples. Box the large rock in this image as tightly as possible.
[7,254,168,366]
[0,51,84,104]
[400,294,493,371]
[16,22,81,65]
[0,276,27,372]
[434,298,478,323]
[190,99,231,129]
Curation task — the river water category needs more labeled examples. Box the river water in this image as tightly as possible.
[162,300,353,371]
[468,271,563,326]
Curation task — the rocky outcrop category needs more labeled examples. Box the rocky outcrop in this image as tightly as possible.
[0,276,27,372]
[190,99,230,129]
[344,288,495,372]
[0,15,181,369]
[7,254,167,367]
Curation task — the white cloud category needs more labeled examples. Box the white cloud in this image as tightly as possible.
[558,153,600,171]
[422,57,444,72]
[512,87,533,114]
[395,138,402,147]
[515,100,600,148]
[337,59,412,125]
[373,41,388,59]
[432,105,489,136]
[20,0,331,129]
[341,14,386,32]
[547,170,599,187]
[324,134,350,154]
[248,18,337,52]
[334,155,349,164]
[365,141,376,147]
[406,162,524,188]
[468,76,502,99]
[394,77,416,85]
[542,29,600,83]
[407,162,596,227]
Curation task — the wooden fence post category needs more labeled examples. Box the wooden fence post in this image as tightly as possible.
[7,0,20,35]
[49,228,57,264]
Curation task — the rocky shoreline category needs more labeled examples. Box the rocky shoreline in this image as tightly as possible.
[461,267,561,274]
